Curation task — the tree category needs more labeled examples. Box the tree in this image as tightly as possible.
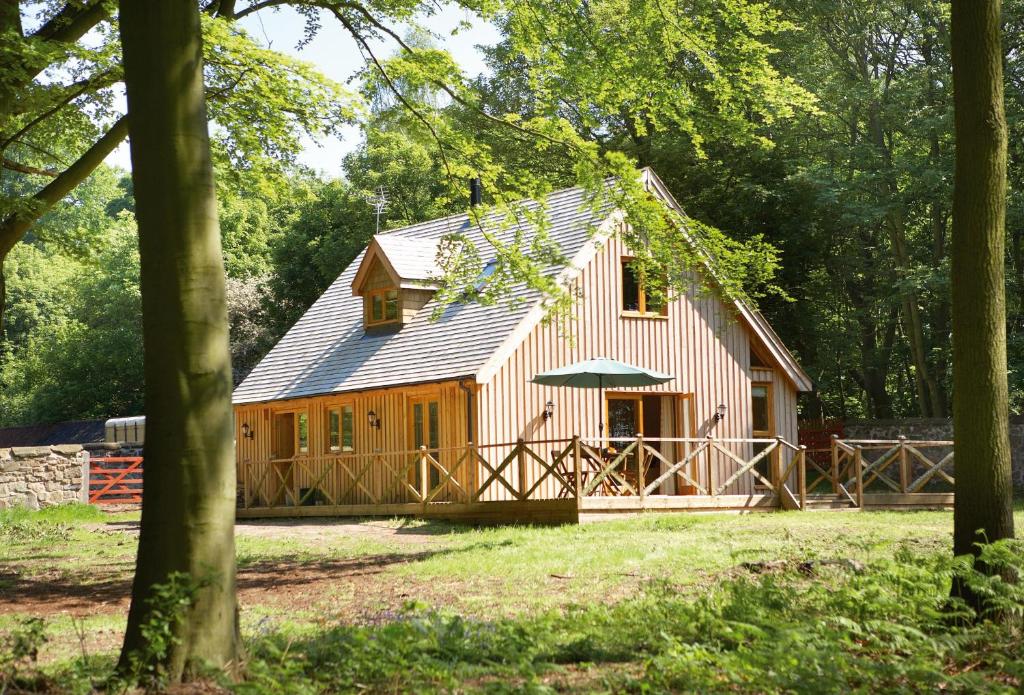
[949,0,1015,599]
[0,1,348,330]
[117,0,239,679]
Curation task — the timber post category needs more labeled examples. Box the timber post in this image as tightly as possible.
[774,435,784,491]
[830,434,839,494]
[516,438,527,501]
[854,445,864,508]
[798,445,807,511]
[572,435,582,502]
[898,435,909,493]
[636,433,645,499]
[705,434,714,495]
[466,441,475,502]
[419,445,428,503]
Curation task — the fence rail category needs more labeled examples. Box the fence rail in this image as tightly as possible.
[88,456,143,505]
[236,434,953,519]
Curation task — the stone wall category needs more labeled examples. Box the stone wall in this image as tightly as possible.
[841,417,1024,490]
[0,445,86,510]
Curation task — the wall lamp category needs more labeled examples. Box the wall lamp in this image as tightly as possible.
[713,404,728,422]
[542,400,555,421]
[241,422,255,439]
[367,410,382,429]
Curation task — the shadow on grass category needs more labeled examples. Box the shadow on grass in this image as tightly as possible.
[1,540,516,616]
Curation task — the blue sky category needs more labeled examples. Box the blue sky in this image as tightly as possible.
[106,6,500,177]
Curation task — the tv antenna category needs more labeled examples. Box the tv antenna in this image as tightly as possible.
[367,186,389,234]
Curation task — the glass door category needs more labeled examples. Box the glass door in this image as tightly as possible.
[409,397,441,490]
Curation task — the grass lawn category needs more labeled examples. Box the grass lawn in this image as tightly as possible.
[1,504,1023,693]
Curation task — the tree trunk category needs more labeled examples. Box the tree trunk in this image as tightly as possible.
[949,0,1015,601]
[117,0,240,681]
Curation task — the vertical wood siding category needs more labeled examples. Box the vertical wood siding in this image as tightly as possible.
[234,381,470,506]
[475,229,801,496]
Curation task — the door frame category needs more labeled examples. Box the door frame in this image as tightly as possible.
[407,394,442,490]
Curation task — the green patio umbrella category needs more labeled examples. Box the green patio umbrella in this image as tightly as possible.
[531,357,673,435]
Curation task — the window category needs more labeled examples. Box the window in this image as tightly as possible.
[297,412,309,454]
[328,405,355,452]
[621,258,667,316]
[474,260,498,292]
[366,288,399,325]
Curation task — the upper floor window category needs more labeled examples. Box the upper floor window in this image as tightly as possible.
[327,405,354,452]
[366,287,399,325]
[621,258,667,317]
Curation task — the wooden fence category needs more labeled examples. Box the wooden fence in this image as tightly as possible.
[236,434,954,521]
[238,435,815,520]
[88,456,143,505]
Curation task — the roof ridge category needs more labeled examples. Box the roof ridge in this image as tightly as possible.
[375,181,592,238]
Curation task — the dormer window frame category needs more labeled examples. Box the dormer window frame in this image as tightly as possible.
[365,286,400,327]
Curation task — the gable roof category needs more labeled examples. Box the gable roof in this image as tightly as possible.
[639,169,813,392]
[233,170,811,406]
[233,185,611,404]
[350,234,442,293]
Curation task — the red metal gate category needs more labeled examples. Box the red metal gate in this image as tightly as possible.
[89,456,143,505]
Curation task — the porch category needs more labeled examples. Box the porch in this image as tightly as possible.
[236,433,955,523]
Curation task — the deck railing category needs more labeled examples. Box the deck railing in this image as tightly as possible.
[238,435,817,511]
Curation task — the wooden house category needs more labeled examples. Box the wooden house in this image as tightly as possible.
[233,169,814,520]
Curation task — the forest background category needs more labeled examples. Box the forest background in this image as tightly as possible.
[3,0,1023,426]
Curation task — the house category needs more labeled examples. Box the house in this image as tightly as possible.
[233,169,814,521]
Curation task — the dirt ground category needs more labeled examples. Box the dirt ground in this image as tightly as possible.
[2,519,447,621]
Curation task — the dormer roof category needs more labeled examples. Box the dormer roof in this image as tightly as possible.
[350,234,441,295]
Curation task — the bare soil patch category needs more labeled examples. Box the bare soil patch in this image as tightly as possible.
[1,519,445,621]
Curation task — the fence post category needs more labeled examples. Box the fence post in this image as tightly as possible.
[705,434,714,495]
[80,450,90,504]
[466,441,475,502]
[830,434,839,494]
[854,445,864,508]
[419,446,428,503]
[516,438,527,501]
[898,435,909,493]
[773,436,784,491]
[798,445,807,511]
[636,433,645,500]
[572,435,582,502]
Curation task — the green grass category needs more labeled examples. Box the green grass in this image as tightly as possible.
[1,503,1023,693]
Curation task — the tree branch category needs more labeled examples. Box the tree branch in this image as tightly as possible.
[32,0,109,44]
[0,115,128,258]
[2,158,58,177]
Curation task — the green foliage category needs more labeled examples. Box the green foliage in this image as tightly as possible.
[229,542,1024,694]
[0,215,144,425]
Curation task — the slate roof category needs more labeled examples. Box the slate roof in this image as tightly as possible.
[368,234,441,288]
[0,419,105,447]
[233,184,610,404]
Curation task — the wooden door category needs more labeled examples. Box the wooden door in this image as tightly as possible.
[270,412,295,505]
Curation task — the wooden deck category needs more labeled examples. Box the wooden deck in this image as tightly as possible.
[236,435,955,524]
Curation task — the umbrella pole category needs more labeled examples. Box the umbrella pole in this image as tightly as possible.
[598,375,604,440]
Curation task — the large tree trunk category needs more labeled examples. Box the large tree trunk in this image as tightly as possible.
[949,0,1015,601]
[117,0,240,680]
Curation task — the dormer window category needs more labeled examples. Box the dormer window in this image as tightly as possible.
[366,287,399,326]
[351,234,441,332]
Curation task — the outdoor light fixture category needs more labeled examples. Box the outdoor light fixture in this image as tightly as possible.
[714,404,728,422]
[542,400,555,421]
[367,410,382,429]
[241,422,255,439]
